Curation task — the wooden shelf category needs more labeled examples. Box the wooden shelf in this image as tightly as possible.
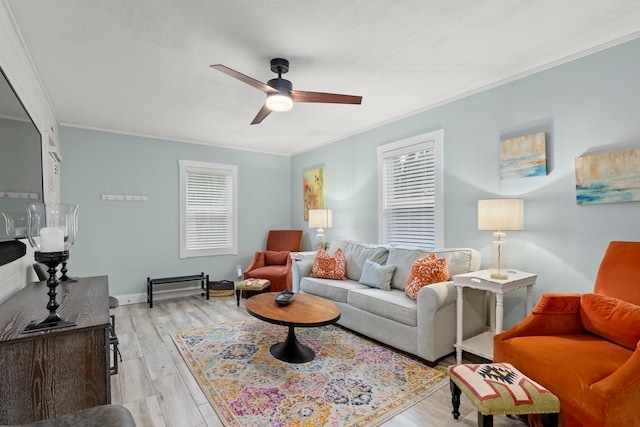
[455,330,495,361]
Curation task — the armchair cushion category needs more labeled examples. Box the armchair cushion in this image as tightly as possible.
[264,250,289,266]
[581,293,640,350]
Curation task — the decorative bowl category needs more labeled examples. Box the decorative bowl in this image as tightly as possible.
[274,291,294,306]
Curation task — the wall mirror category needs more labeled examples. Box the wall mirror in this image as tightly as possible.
[0,65,43,241]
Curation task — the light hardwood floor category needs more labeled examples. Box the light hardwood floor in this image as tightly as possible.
[109,293,527,427]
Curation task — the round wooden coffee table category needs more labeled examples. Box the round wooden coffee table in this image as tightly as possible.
[245,293,341,363]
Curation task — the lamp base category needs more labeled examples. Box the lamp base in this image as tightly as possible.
[490,272,509,280]
[23,313,79,333]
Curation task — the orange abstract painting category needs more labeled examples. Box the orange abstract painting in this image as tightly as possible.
[303,166,326,220]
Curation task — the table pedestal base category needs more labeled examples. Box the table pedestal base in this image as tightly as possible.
[270,325,315,363]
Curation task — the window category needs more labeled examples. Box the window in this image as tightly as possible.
[377,129,444,249]
[179,160,238,258]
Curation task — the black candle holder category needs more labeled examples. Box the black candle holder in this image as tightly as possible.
[24,250,78,333]
[59,259,77,283]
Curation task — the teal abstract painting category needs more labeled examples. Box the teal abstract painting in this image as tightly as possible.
[575,148,640,205]
[500,132,548,179]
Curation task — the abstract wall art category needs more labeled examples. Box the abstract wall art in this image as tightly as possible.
[500,132,548,179]
[575,147,640,205]
[303,166,326,220]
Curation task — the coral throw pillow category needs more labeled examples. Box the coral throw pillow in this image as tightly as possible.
[309,248,347,280]
[405,254,449,300]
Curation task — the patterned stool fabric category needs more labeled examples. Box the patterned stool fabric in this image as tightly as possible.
[235,278,271,306]
[449,363,559,427]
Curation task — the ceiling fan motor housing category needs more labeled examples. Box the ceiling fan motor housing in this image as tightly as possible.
[270,58,290,74]
[268,78,293,92]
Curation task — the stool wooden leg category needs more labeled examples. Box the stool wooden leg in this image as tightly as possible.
[542,413,558,427]
[236,289,241,307]
[450,380,461,420]
[478,413,493,427]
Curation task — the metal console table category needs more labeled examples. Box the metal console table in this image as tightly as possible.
[146,272,209,308]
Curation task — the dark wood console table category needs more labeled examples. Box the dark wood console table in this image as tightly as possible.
[0,276,111,424]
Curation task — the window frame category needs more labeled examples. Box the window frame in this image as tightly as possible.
[377,129,444,249]
[179,159,238,258]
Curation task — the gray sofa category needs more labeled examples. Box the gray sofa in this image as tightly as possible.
[292,240,486,365]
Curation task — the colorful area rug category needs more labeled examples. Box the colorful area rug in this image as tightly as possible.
[172,319,447,427]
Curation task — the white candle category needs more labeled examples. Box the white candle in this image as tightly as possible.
[39,227,64,252]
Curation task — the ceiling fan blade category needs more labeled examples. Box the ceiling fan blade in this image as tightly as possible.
[292,90,362,105]
[250,104,272,125]
[210,64,278,94]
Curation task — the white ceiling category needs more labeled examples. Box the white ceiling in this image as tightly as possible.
[6,0,640,155]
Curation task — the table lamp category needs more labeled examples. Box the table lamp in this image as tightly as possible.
[478,199,524,279]
[25,203,79,332]
[308,209,332,249]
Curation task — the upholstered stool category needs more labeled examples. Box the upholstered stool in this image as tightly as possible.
[449,363,560,427]
[235,279,271,306]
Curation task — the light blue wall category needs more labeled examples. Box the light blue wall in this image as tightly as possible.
[60,127,291,296]
[291,38,640,328]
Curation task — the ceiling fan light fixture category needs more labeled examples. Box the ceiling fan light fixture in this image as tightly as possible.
[266,93,293,112]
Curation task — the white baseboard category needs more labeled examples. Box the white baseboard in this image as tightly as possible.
[113,293,146,305]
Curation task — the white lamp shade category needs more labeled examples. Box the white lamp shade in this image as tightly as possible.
[308,209,333,228]
[478,199,524,231]
[265,93,293,112]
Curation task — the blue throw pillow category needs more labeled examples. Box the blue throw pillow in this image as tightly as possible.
[359,259,396,291]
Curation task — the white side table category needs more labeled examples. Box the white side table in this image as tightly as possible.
[453,269,537,363]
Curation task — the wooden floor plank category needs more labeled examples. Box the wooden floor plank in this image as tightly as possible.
[154,374,205,427]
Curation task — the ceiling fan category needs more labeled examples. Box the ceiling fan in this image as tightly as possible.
[210,58,362,125]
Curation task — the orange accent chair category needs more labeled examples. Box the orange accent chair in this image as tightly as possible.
[243,230,304,293]
[494,241,640,427]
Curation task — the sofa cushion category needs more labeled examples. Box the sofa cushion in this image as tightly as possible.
[359,260,396,291]
[348,288,417,327]
[580,293,640,350]
[405,254,449,301]
[264,250,289,266]
[386,247,436,290]
[328,240,389,281]
[432,248,479,277]
[300,277,369,303]
[310,248,347,280]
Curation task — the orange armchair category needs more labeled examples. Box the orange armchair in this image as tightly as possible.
[494,241,640,427]
[243,230,303,292]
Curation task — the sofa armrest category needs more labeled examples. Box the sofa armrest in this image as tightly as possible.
[495,294,585,341]
[417,280,456,311]
[292,260,314,292]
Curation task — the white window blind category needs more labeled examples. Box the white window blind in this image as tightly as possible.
[377,130,443,249]
[179,160,238,258]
